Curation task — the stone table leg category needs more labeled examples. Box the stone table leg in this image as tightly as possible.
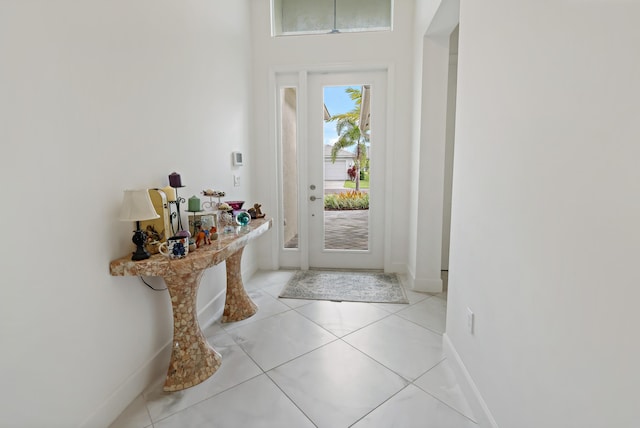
[163,271,221,392]
[222,247,258,322]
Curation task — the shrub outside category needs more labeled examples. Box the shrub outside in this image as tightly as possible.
[324,191,369,210]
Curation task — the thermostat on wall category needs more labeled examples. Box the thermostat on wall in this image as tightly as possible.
[232,151,243,166]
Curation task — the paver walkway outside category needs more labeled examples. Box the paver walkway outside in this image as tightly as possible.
[284,210,369,250]
[284,181,369,250]
[323,181,368,250]
[324,210,368,250]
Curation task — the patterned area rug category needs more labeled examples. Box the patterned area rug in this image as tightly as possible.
[279,270,409,304]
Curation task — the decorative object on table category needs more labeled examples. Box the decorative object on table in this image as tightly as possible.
[212,190,226,209]
[167,172,186,236]
[279,270,409,304]
[235,211,251,226]
[188,195,201,212]
[158,235,189,259]
[201,189,218,211]
[188,213,217,243]
[217,202,233,229]
[219,213,234,230]
[168,172,182,187]
[173,228,193,251]
[160,185,176,202]
[200,215,215,230]
[186,195,202,238]
[226,201,246,224]
[225,200,245,211]
[247,203,266,219]
[195,225,212,247]
[119,189,161,261]
[194,214,215,247]
[175,229,190,238]
[139,189,171,254]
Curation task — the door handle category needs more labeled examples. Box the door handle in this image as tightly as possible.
[309,195,318,201]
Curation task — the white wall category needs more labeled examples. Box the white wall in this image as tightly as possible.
[446,1,640,426]
[441,28,458,270]
[0,1,254,426]
[250,0,425,272]
[407,0,458,291]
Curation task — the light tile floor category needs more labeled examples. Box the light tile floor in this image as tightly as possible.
[110,270,476,428]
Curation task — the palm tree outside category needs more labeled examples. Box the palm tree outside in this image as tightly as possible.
[327,87,369,191]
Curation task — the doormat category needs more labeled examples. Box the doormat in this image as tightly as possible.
[279,270,409,304]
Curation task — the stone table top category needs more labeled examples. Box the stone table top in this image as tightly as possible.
[110,218,272,277]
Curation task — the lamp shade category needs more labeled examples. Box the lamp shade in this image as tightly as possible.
[119,189,160,222]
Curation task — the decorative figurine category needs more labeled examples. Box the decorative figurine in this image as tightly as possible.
[195,226,211,247]
[248,203,265,219]
[145,224,163,243]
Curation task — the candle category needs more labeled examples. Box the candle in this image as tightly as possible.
[161,185,177,202]
[188,195,201,212]
[168,172,182,188]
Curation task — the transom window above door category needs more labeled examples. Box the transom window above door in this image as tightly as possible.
[272,0,392,36]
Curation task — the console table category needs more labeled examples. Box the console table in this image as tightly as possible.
[109,218,272,391]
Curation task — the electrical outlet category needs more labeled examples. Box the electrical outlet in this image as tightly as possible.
[467,307,474,334]
[233,175,240,187]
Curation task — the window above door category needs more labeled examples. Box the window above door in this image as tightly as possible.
[272,0,392,36]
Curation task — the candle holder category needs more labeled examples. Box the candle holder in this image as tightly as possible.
[168,187,186,236]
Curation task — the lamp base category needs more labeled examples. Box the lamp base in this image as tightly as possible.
[131,227,151,261]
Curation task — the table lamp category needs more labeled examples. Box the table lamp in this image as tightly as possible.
[119,189,160,260]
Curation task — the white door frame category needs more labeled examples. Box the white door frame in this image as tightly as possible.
[270,64,394,271]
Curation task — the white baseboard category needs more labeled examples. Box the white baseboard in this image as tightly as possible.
[81,287,229,428]
[412,276,443,292]
[442,333,499,428]
[406,265,443,292]
[80,339,173,428]
[197,288,228,330]
[386,261,408,275]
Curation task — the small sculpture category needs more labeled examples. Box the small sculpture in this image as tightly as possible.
[195,226,211,247]
[144,225,164,254]
[145,225,163,243]
[248,203,265,219]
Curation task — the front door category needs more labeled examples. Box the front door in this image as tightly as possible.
[307,71,387,269]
